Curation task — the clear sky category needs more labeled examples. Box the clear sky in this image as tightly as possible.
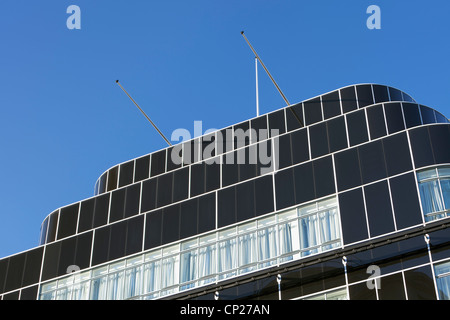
[0,0,449,258]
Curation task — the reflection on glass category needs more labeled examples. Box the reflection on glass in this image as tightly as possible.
[417,167,450,221]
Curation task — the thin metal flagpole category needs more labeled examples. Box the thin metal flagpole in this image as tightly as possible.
[255,56,260,117]
[116,80,172,146]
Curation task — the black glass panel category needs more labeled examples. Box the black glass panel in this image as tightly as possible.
[334,148,362,191]
[420,105,436,124]
[309,122,329,158]
[236,180,255,223]
[429,125,450,164]
[167,145,183,171]
[109,188,126,223]
[404,265,436,300]
[290,128,309,165]
[78,198,95,232]
[382,132,412,176]
[222,151,239,187]
[4,254,25,293]
[201,133,216,161]
[93,193,110,228]
[340,86,358,113]
[385,103,405,134]
[57,203,79,240]
[409,127,434,168]
[275,167,295,210]
[234,121,250,148]
[304,97,322,126]
[0,259,7,294]
[313,156,335,198]
[39,217,48,245]
[327,116,347,152]
[91,225,110,266]
[205,159,220,192]
[238,146,258,182]
[98,172,107,194]
[293,162,315,205]
[58,237,77,276]
[119,160,134,187]
[367,104,387,139]
[157,172,173,207]
[218,186,236,228]
[150,150,165,177]
[268,109,286,137]
[107,166,118,192]
[180,199,198,239]
[356,84,374,108]
[124,183,141,218]
[286,104,304,131]
[402,103,422,128]
[436,111,449,123]
[217,127,233,155]
[322,91,341,120]
[22,247,44,288]
[126,215,144,256]
[255,175,274,217]
[41,241,61,281]
[20,285,38,300]
[198,193,216,234]
[173,167,189,202]
[346,109,369,146]
[141,178,157,213]
[389,173,423,229]
[388,87,403,102]
[364,181,395,237]
[373,85,389,103]
[162,205,180,245]
[349,281,377,300]
[339,188,368,245]
[144,210,163,250]
[109,220,127,261]
[358,140,387,184]
[74,231,92,270]
[276,133,292,169]
[378,273,406,300]
[46,210,59,243]
[250,115,268,143]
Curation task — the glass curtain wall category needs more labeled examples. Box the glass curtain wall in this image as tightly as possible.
[417,167,450,222]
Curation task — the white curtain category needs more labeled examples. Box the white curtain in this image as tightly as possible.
[238,232,257,271]
[199,244,216,283]
[180,250,197,288]
[441,179,450,210]
[319,208,341,250]
[258,226,277,266]
[90,276,107,300]
[72,281,90,300]
[299,214,320,256]
[161,256,179,289]
[143,260,160,294]
[124,266,142,299]
[218,238,237,277]
[419,180,445,220]
[106,271,124,300]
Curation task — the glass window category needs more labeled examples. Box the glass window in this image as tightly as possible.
[180,239,198,289]
[198,234,216,284]
[417,167,450,222]
[238,222,257,274]
[218,228,237,279]
[435,261,450,300]
[143,251,162,296]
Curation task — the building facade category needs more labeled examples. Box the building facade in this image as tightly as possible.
[1,83,450,300]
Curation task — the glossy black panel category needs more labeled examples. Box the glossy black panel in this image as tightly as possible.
[340,86,358,113]
[91,225,110,266]
[349,282,377,300]
[385,103,405,134]
[141,178,157,213]
[373,85,389,103]
[218,185,236,228]
[109,187,126,223]
[0,258,8,294]
[157,172,173,207]
[293,162,315,205]
[22,247,44,288]
[327,116,347,152]
[388,87,403,102]
[339,188,368,245]
[404,266,436,300]
[309,122,328,158]
[222,151,239,187]
[201,133,216,161]
[167,145,183,171]
[334,148,362,191]
[236,180,255,222]
[356,84,374,107]
[238,146,258,182]
[291,128,309,165]
[268,109,286,137]
[57,203,79,240]
[275,167,295,210]
[346,110,369,146]
[364,181,395,237]
[286,104,304,131]
[144,210,163,250]
[420,105,436,124]
[109,220,127,261]
[234,121,250,148]
[125,183,140,218]
[93,193,110,228]
[46,210,59,243]
[162,205,180,245]
[173,167,189,202]
[198,193,216,233]
[74,231,92,270]
[98,172,107,194]
[250,115,268,143]
[304,97,322,126]
[255,175,274,217]
[429,125,450,164]
[58,236,77,276]
[313,156,335,198]
[367,104,386,139]
[378,273,406,300]
[322,91,341,120]
[41,241,61,281]
[78,198,95,232]
[126,215,144,256]
[39,218,48,245]
[107,166,118,192]
[409,127,434,168]
[4,253,25,293]
[276,133,292,169]
[358,140,387,184]
[402,103,422,128]
[217,127,233,155]
[382,132,412,176]
[20,286,38,300]
[436,111,449,123]
[180,199,198,239]
[150,150,165,177]
[389,173,423,229]
[119,161,134,187]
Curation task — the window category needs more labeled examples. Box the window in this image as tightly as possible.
[435,261,450,300]
[417,167,450,222]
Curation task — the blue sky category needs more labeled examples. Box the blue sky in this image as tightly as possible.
[0,0,449,258]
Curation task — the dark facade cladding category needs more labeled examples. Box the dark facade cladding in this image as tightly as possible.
[1,84,450,300]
